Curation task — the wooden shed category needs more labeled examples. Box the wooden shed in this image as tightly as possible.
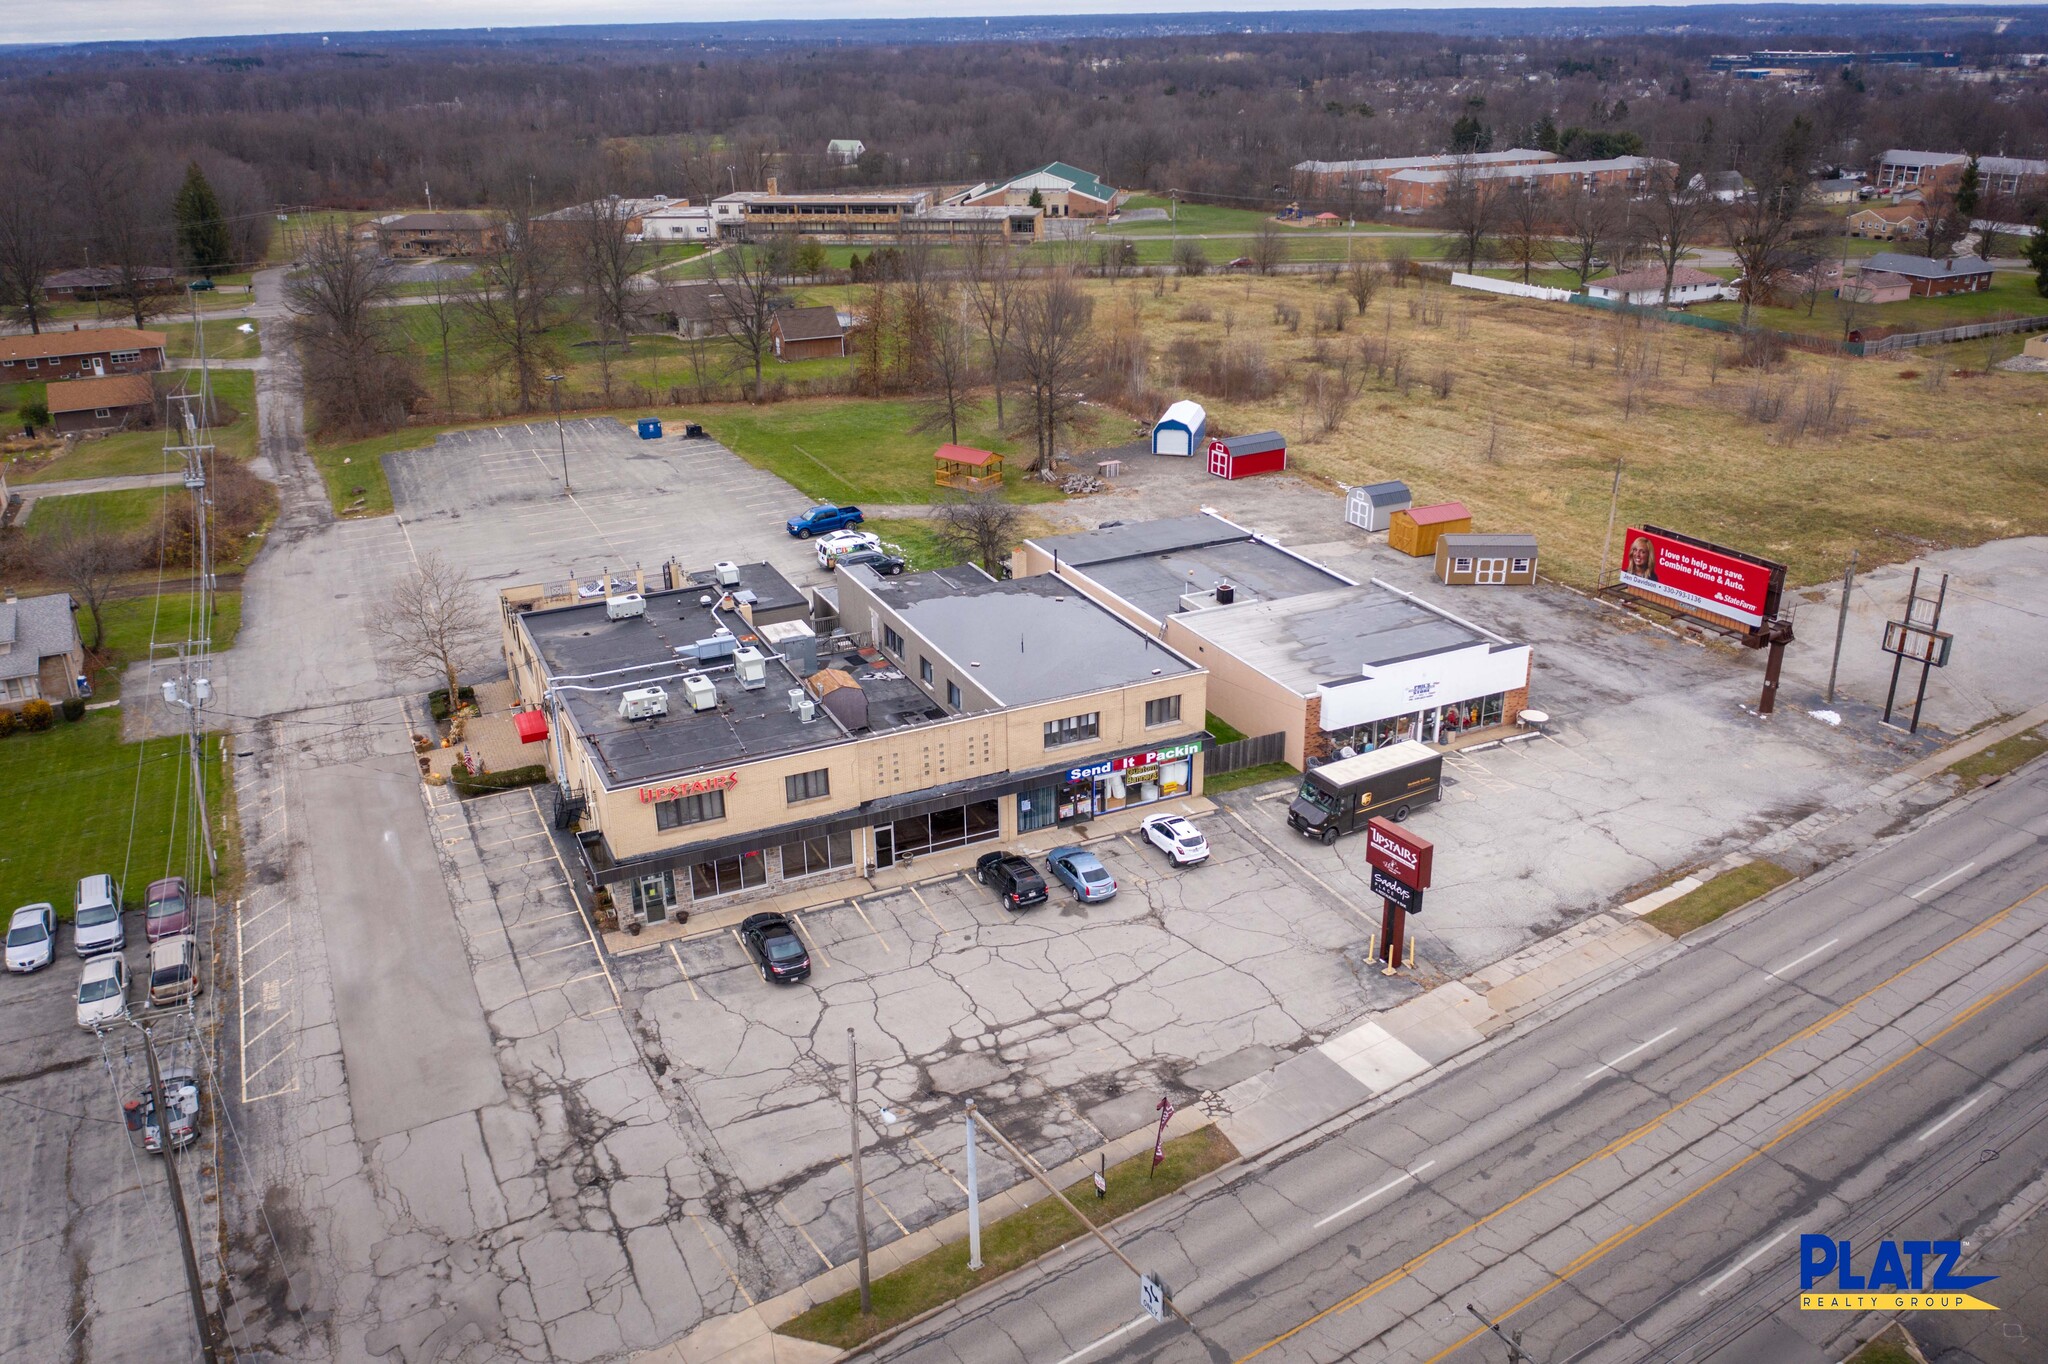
[1151,400,1208,456]
[1206,430,1286,481]
[1387,502,1472,558]
[1345,480,1412,532]
[934,443,1003,492]
[1434,532,1538,586]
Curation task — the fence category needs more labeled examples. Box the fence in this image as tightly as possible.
[1450,271,1577,303]
[1856,313,2048,355]
[1209,731,1286,775]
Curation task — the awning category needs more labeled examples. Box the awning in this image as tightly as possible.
[515,711,550,744]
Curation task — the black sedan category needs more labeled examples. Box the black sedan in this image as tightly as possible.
[974,852,1049,911]
[740,912,813,983]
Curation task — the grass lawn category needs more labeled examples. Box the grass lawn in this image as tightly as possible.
[780,1124,1237,1350]
[0,708,226,920]
[84,592,244,700]
[1110,195,1279,234]
[163,317,262,361]
[1205,760,1297,795]
[1946,725,2046,786]
[1643,861,1795,937]
[1691,273,2048,339]
[11,368,260,484]
[700,397,1090,505]
[18,487,169,538]
[1205,711,1248,744]
[1844,1326,1918,1364]
[311,424,456,516]
[864,517,964,570]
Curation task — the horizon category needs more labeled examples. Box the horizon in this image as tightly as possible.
[3,0,1986,51]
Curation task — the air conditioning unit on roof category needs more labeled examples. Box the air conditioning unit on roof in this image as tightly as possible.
[606,593,646,620]
[681,674,718,712]
[714,561,741,587]
[619,687,668,720]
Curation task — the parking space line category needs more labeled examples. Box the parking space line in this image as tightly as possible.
[790,914,832,969]
[907,884,949,936]
[909,1134,970,1196]
[688,1214,756,1308]
[778,1204,834,1272]
[240,919,291,957]
[667,942,699,999]
[1225,808,1378,929]
[848,898,896,954]
[505,908,588,928]
[242,1008,296,1049]
[476,829,549,849]
[840,1162,910,1236]
[526,787,622,1007]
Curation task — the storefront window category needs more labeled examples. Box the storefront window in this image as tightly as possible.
[1017,785,1059,833]
[780,830,853,879]
[890,799,1001,857]
[691,849,767,899]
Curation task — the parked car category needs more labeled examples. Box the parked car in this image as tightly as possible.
[73,874,125,957]
[1045,847,1118,902]
[824,546,907,576]
[146,935,202,1008]
[76,955,129,1030]
[124,1068,201,1153]
[787,504,864,539]
[974,852,1048,910]
[144,877,192,942]
[739,913,812,984]
[814,529,882,567]
[187,278,216,292]
[1140,813,1211,867]
[6,903,57,973]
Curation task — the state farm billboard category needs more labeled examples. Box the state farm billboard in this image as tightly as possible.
[1620,526,1783,631]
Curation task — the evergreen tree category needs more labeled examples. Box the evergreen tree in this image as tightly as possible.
[1956,158,1980,219]
[1533,115,1560,153]
[173,162,233,278]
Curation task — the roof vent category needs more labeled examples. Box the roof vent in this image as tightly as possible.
[699,594,713,606]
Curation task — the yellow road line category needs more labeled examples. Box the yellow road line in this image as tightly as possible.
[908,883,949,936]
[668,942,698,1000]
[1234,882,2048,1363]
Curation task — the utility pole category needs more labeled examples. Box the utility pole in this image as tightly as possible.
[164,387,217,876]
[847,1027,873,1314]
[1826,550,1857,705]
[1595,458,1624,590]
[964,1100,983,1271]
[546,374,569,493]
[138,1023,222,1364]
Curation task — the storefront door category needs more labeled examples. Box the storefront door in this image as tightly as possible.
[634,872,674,922]
[874,825,895,870]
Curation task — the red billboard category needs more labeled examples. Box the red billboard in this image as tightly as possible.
[1620,527,1782,630]
[1365,818,1433,890]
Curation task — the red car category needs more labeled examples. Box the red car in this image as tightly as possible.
[144,877,192,942]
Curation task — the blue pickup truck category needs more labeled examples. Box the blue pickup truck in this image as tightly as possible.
[786,504,865,539]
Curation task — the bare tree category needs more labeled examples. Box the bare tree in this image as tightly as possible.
[367,552,496,705]
[571,195,650,402]
[423,265,462,416]
[0,162,58,333]
[1173,239,1209,277]
[1497,181,1549,284]
[1720,107,1815,328]
[1343,260,1381,314]
[38,504,130,651]
[707,239,782,398]
[1552,187,1632,289]
[962,237,1022,428]
[934,491,1023,576]
[285,225,422,436]
[78,153,177,328]
[1644,150,1715,308]
[915,298,979,444]
[1006,272,1096,473]
[1437,158,1500,274]
[1250,219,1289,275]
[464,216,567,412]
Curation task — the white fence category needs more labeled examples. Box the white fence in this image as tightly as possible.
[1450,272,1577,303]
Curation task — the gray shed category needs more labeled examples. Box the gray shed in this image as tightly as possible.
[1345,480,1412,532]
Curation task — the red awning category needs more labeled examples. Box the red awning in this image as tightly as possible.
[515,710,549,744]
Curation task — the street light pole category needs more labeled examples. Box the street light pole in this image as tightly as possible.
[546,374,569,493]
[848,1027,873,1314]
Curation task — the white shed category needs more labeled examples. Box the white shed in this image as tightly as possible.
[1346,480,1412,532]
[1151,401,1208,457]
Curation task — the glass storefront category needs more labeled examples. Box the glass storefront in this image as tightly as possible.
[780,830,854,880]
[876,798,1000,866]
[1017,784,1060,833]
[1325,691,1509,753]
[1053,742,1200,823]
[691,849,768,899]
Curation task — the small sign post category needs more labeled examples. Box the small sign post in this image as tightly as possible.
[1094,1152,1107,1200]
[1139,1272,1168,1324]
[1150,1096,1175,1176]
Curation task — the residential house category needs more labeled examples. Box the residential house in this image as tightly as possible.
[1382,156,1669,213]
[1809,178,1861,205]
[651,282,731,339]
[0,589,86,709]
[1292,150,1558,197]
[374,212,505,258]
[1858,252,1994,297]
[1873,150,1967,194]
[41,266,177,302]
[825,139,867,165]
[946,163,1121,218]
[769,306,846,360]
[1848,203,1929,240]
[1980,155,2048,199]
[46,374,156,434]
[0,328,167,382]
[1587,265,1729,306]
[1838,269,1914,305]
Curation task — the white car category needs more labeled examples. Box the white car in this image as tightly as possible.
[815,529,882,568]
[73,874,125,957]
[1140,813,1210,867]
[6,903,56,972]
[76,955,129,1030]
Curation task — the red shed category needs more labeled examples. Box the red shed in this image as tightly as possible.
[1206,430,1287,481]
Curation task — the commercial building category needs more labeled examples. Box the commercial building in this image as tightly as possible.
[1016,513,1532,769]
[46,374,156,434]
[501,561,1205,925]
[712,184,930,238]
[374,212,504,257]
[1292,149,1558,197]
[530,196,695,244]
[0,589,86,709]
[641,204,718,242]
[1382,156,1669,213]
[895,204,1043,242]
[0,327,166,382]
[1873,150,1968,194]
[945,162,1121,218]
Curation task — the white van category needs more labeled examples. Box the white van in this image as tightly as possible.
[73,874,126,957]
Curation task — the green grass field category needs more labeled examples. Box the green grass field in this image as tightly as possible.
[12,369,259,484]
[19,486,169,538]
[163,317,262,361]
[85,592,244,700]
[1643,861,1796,937]
[1691,273,2048,338]
[0,708,225,919]
[863,517,962,570]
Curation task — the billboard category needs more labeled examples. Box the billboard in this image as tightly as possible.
[1371,867,1424,915]
[1619,526,1784,632]
[1365,817,1434,889]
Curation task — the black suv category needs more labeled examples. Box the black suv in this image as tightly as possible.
[740,912,813,983]
[827,547,908,576]
[974,852,1048,910]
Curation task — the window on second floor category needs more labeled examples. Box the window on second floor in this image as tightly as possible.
[946,681,963,709]
[1145,695,1181,728]
[919,657,934,685]
[655,789,725,830]
[1043,712,1100,749]
[784,768,831,803]
[883,624,904,656]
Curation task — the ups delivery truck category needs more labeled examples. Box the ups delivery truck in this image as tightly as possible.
[1287,740,1443,844]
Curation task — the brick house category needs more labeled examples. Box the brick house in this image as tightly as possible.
[1980,155,2048,200]
[1847,203,1928,240]
[0,327,166,383]
[1873,150,1967,194]
[1382,156,1668,213]
[374,212,504,258]
[0,589,86,709]
[46,374,157,434]
[41,266,177,302]
[1859,252,1993,297]
[769,306,847,360]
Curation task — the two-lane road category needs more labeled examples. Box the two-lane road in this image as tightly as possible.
[874,763,2048,1364]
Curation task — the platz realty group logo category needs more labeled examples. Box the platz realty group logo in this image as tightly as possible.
[1799,1235,1998,1311]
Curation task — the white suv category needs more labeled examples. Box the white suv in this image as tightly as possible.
[815,529,881,568]
[73,875,125,957]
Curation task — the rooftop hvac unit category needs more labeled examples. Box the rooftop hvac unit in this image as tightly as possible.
[692,633,737,664]
[733,646,768,690]
[606,593,647,620]
[618,687,668,721]
[714,561,741,587]
[796,697,818,723]
[788,687,810,713]
[681,674,718,712]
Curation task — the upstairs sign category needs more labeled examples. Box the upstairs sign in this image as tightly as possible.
[1365,817,1433,890]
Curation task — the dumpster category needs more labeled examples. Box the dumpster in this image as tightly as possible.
[637,418,663,440]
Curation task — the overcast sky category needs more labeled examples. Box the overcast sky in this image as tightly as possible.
[5,0,1876,49]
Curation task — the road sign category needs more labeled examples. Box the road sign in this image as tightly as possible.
[1365,818,1434,889]
[1152,1096,1176,1171]
[1139,1272,1168,1324]
[1371,867,1423,916]
[1094,1171,1107,1199]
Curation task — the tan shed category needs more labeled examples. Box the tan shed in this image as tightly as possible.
[1435,533,1538,586]
[1387,502,1472,558]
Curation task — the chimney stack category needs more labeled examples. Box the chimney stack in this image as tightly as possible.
[765,174,780,196]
